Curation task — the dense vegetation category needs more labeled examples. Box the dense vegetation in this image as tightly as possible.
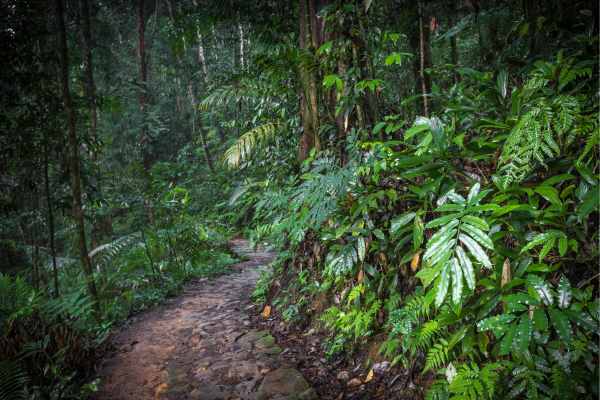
[0,0,598,398]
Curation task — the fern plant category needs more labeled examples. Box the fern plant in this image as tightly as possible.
[415,182,496,306]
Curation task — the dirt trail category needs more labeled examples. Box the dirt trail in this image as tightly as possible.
[92,238,318,400]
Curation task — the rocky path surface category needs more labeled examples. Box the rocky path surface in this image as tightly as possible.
[92,239,318,400]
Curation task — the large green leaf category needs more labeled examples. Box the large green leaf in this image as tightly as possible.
[460,223,494,250]
[547,308,573,345]
[456,247,475,290]
[563,309,599,334]
[557,274,572,310]
[461,325,475,356]
[424,227,457,260]
[538,238,556,262]
[434,261,451,307]
[502,293,541,307]
[532,309,548,330]
[516,314,532,354]
[499,323,518,356]
[534,186,561,205]
[466,182,480,205]
[461,215,490,231]
[395,155,434,168]
[390,213,416,234]
[477,314,517,332]
[425,212,463,228]
[521,230,567,252]
[526,275,554,306]
[579,184,599,220]
[450,259,463,304]
[539,174,576,187]
[458,234,492,268]
[448,325,471,350]
[429,116,447,154]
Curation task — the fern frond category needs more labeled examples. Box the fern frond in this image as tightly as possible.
[0,358,28,400]
[222,120,280,168]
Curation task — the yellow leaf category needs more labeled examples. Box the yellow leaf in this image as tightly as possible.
[200,367,206,370]
[260,306,272,318]
[411,253,420,271]
[364,369,373,383]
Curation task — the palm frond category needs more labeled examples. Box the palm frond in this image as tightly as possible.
[222,120,280,168]
[0,358,28,400]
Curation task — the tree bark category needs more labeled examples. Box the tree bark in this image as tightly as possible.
[54,0,100,314]
[166,0,213,170]
[44,144,59,298]
[237,21,245,71]
[417,0,429,117]
[80,0,100,250]
[136,0,150,171]
[297,0,314,165]
[147,0,160,82]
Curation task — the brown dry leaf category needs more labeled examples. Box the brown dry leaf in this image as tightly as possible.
[364,369,374,383]
[347,378,362,388]
[346,193,355,207]
[260,306,272,318]
[358,268,364,285]
[411,253,420,271]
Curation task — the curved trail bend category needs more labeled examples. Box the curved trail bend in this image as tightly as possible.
[92,238,318,400]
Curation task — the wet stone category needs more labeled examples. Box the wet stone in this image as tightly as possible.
[235,380,257,395]
[197,338,221,349]
[242,392,271,400]
[162,365,188,381]
[254,335,276,348]
[258,368,310,394]
[239,330,268,342]
[298,387,319,400]
[260,346,282,355]
[176,343,190,351]
[156,381,192,397]
[226,341,253,352]
[211,361,232,369]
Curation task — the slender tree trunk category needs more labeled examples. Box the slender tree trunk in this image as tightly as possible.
[44,144,59,298]
[136,0,150,171]
[54,0,100,314]
[417,0,429,117]
[237,21,244,71]
[297,0,314,165]
[147,0,160,82]
[80,0,100,250]
[190,0,209,84]
[166,0,213,170]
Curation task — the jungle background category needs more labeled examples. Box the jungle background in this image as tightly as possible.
[0,0,598,398]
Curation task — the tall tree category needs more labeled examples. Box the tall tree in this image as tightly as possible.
[54,0,100,314]
[136,0,150,171]
[165,0,213,171]
[79,0,100,250]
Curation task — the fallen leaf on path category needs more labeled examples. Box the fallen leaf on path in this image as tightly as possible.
[260,306,271,317]
[199,367,206,370]
[364,369,373,383]
[347,378,362,388]
[411,253,420,271]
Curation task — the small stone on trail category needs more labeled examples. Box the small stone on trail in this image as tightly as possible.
[242,392,271,400]
[254,335,276,348]
[156,380,191,397]
[260,346,282,355]
[235,379,257,395]
[162,365,188,381]
[239,330,268,342]
[336,371,349,380]
[196,338,221,348]
[258,368,310,394]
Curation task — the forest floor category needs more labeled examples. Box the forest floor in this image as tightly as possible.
[90,239,422,400]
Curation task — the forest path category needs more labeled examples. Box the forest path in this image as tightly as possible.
[92,238,319,400]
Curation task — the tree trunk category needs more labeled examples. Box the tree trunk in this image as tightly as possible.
[80,0,100,251]
[136,0,150,171]
[44,144,59,298]
[297,0,314,165]
[54,0,100,314]
[147,0,160,83]
[417,0,429,117]
[166,0,213,170]
[237,21,245,71]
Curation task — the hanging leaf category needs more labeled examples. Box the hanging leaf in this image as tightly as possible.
[562,309,599,334]
[458,234,492,268]
[456,247,475,290]
[434,262,451,307]
[515,314,532,354]
[557,274,572,310]
[450,259,463,304]
[525,275,554,306]
[476,314,517,332]
[547,309,573,345]
[499,323,518,356]
[532,309,548,330]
